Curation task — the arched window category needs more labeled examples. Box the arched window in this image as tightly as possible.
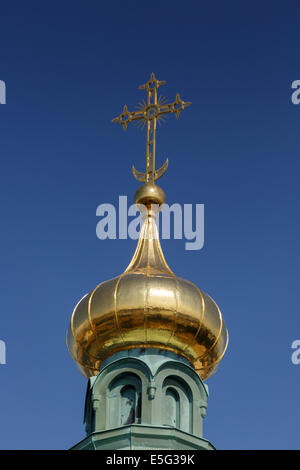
[121,385,136,425]
[162,376,192,433]
[108,373,142,428]
[165,388,180,428]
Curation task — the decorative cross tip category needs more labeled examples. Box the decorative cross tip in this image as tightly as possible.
[112,73,191,183]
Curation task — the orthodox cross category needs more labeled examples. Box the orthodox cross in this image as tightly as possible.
[112,73,191,183]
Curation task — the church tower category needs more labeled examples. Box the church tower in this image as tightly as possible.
[67,74,228,450]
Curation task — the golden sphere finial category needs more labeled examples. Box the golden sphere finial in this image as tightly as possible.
[134,183,165,206]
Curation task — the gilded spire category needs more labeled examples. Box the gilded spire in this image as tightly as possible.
[67,204,228,380]
[66,74,228,381]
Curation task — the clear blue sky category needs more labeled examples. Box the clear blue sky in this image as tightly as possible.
[0,0,300,450]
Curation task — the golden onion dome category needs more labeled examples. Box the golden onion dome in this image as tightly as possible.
[67,203,228,381]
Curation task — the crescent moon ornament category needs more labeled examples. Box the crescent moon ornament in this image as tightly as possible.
[132,158,168,183]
